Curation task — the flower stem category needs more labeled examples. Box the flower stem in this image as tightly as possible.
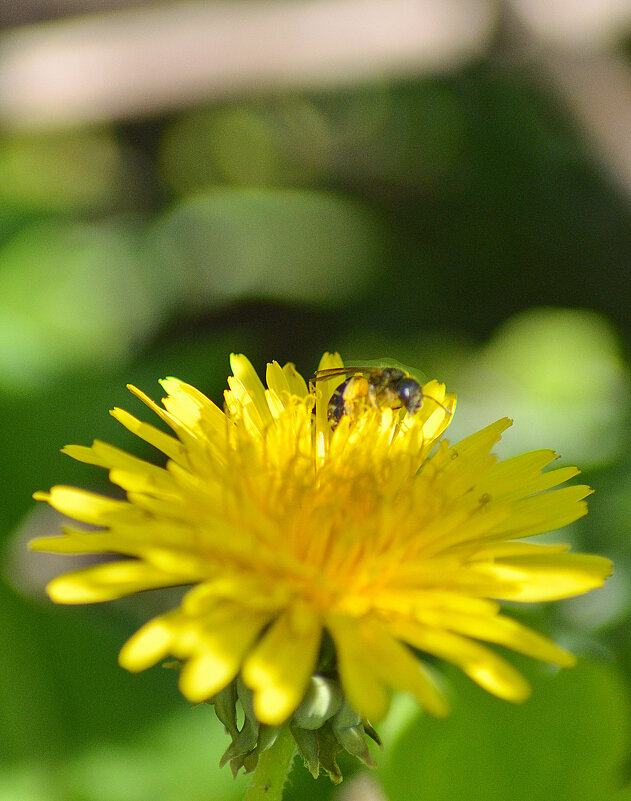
[243,725,297,801]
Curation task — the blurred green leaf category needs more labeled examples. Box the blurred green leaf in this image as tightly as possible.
[381,658,629,801]
[150,188,381,308]
[161,107,285,190]
[0,701,247,801]
[0,580,246,801]
[0,129,125,214]
[449,307,630,468]
[0,221,163,389]
[159,84,464,195]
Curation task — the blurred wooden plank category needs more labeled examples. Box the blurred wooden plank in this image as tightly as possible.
[0,0,495,128]
[504,0,631,200]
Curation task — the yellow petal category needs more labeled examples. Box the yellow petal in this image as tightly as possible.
[39,486,146,527]
[110,405,186,464]
[417,381,454,441]
[478,449,557,490]
[327,614,390,722]
[229,353,273,428]
[362,619,449,717]
[175,608,271,702]
[125,384,186,435]
[160,378,205,430]
[179,652,241,702]
[266,360,291,397]
[63,441,171,487]
[495,485,593,539]
[433,611,575,666]
[282,362,309,397]
[475,451,583,503]
[108,468,179,497]
[29,529,118,554]
[163,379,227,437]
[119,614,177,672]
[449,418,513,462]
[481,552,613,601]
[61,444,110,468]
[47,560,191,603]
[317,352,344,371]
[470,542,570,560]
[264,388,285,419]
[242,606,322,725]
[392,620,532,702]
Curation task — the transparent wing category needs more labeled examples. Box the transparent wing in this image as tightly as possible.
[313,359,427,385]
[353,358,427,384]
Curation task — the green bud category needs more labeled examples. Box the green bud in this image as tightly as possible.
[292,676,343,729]
[331,700,362,730]
[207,672,381,783]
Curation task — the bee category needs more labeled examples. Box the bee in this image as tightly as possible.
[311,363,449,428]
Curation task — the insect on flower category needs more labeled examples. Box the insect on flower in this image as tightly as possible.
[310,361,453,428]
[29,352,613,784]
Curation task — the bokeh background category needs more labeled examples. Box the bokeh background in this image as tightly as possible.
[1,1,631,799]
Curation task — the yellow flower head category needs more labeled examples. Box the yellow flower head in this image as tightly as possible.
[31,354,611,733]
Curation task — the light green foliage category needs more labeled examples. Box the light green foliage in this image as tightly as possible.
[381,659,630,801]
[1,34,630,801]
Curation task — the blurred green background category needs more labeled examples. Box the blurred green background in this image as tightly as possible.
[1,2,631,799]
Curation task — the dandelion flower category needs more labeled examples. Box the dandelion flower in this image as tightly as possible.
[31,353,612,779]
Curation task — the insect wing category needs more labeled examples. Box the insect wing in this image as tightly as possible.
[312,366,380,382]
[356,358,427,385]
[313,359,427,385]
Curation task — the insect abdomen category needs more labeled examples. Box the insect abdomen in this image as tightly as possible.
[328,376,372,426]
[327,378,352,426]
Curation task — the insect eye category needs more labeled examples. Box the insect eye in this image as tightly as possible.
[396,378,422,412]
[396,378,417,398]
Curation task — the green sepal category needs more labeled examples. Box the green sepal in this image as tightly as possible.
[236,675,256,721]
[332,721,376,769]
[331,701,377,767]
[313,724,344,784]
[219,715,259,772]
[240,750,259,776]
[290,724,320,778]
[210,682,239,739]
[257,724,280,753]
[363,720,383,748]
[207,673,379,783]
